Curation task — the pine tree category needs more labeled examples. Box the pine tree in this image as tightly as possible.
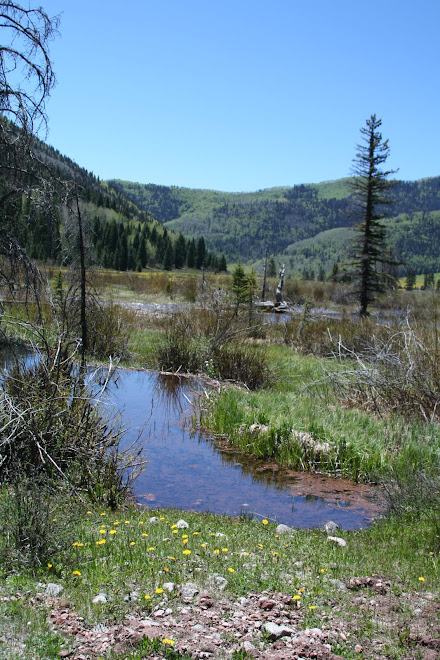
[349,114,397,316]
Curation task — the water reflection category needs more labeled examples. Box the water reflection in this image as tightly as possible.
[100,368,384,529]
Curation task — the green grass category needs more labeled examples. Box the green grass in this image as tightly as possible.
[0,505,438,659]
[199,345,440,481]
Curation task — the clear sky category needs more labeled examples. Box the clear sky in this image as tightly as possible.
[39,0,439,192]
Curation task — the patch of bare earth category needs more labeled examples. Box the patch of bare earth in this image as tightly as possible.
[36,577,440,659]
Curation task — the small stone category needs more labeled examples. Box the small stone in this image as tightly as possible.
[355,644,363,653]
[193,623,206,631]
[58,651,74,658]
[262,622,294,640]
[163,582,175,592]
[276,524,293,534]
[181,583,199,602]
[149,516,159,523]
[324,521,340,534]
[328,578,348,592]
[45,583,64,597]
[92,593,107,604]
[259,598,276,611]
[327,535,347,547]
[176,519,189,529]
[154,609,165,617]
[242,641,255,651]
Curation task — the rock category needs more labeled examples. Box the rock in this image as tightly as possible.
[275,524,293,534]
[328,578,348,592]
[193,623,206,632]
[324,521,340,534]
[45,583,64,597]
[327,535,347,547]
[242,641,256,651]
[259,598,276,611]
[181,583,199,602]
[208,574,228,591]
[163,582,175,592]
[92,593,107,604]
[262,621,294,640]
[149,516,159,523]
[176,519,189,529]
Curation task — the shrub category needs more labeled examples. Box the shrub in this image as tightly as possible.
[0,344,145,508]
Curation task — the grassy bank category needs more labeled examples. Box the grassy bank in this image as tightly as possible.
[1,504,439,659]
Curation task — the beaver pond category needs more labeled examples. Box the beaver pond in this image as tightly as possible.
[99,367,385,530]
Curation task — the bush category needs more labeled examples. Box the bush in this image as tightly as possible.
[326,316,440,421]
[155,301,272,389]
[0,345,145,509]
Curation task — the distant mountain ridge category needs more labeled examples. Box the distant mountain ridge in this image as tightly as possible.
[109,177,440,276]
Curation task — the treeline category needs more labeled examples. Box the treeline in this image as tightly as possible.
[91,219,227,272]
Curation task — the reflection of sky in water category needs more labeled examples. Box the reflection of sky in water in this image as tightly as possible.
[91,368,379,529]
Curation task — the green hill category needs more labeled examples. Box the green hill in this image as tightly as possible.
[109,177,440,276]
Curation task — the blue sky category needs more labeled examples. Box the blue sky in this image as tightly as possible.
[40,0,439,192]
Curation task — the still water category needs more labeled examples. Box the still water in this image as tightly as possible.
[98,368,384,530]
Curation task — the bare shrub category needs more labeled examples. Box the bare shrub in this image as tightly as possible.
[326,317,440,421]
[155,289,271,388]
[0,342,145,508]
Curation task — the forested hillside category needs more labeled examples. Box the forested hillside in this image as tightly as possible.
[110,177,440,276]
[1,125,224,273]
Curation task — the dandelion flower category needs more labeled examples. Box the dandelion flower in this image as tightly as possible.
[100,512,106,516]
[130,542,135,546]
[214,549,220,554]
[160,516,165,520]
[262,519,269,525]
[258,543,263,548]
[172,530,178,534]
[171,524,177,529]
[148,547,155,551]
[156,587,164,594]
[201,543,207,548]
[419,576,425,582]
[210,533,216,537]
[183,549,191,555]
[273,552,279,557]
[138,521,144,525]
[52,518,57,522]
[124,520,130,525]
[168,556,176,561]
[86,511,92,515]
[193,531,200,535]
[293,594,301,600]
[222,548,228,553]
[164,567,169,572]
[47,563,52,568]
[320,568,327,573]
[113,521,120,525]
[109,530,117,535]
[96,539,106,545]
[144,594,151,600]
[183,539,188,544]
[72,570,81,576]
[228,567,235,573]
[162,638,175,646]
[182,534,188,539]
[99,529,107,534]
[309,605,316,610]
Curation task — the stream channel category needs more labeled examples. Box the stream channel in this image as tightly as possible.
[97,366,384,530]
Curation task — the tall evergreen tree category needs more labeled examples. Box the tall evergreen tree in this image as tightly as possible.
[195,236,206,269]
[187,238,196,269]
[174,234,187,269]
[349,114,397,316]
